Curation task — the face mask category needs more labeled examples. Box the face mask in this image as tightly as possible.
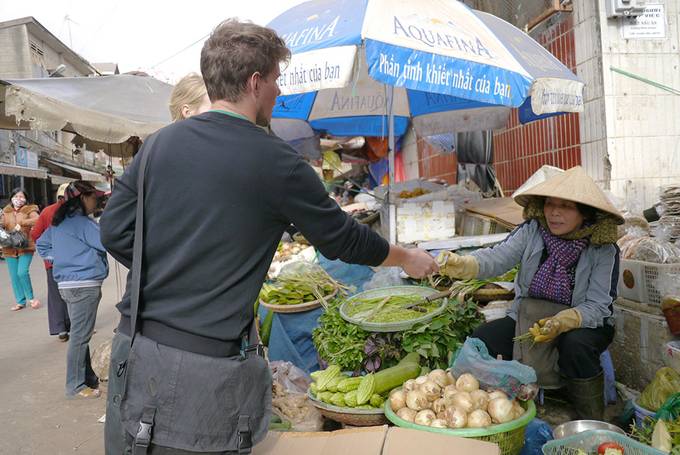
[11,197,26,209]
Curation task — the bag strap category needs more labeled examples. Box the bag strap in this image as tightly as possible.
[129,133,158,347]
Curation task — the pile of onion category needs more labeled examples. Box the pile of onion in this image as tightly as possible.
[389,370,525,430]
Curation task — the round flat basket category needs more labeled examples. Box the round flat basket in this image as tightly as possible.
[308,392,386,427]
[339,286,447,332]
[385,392,536,455]
[260,288,338,314]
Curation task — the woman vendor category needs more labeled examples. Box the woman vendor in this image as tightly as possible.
[438,166,622,420]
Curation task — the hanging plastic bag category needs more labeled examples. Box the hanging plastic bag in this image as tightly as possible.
[451,337,538,400]
[639,367,680,412]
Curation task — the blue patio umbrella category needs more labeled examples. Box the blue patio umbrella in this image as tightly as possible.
[267,0,584,242]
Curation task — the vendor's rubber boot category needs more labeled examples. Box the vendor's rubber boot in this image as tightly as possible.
[566,371,605,420]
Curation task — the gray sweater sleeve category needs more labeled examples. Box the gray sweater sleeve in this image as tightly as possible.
[470,221,534,279]
[576,244,619,328]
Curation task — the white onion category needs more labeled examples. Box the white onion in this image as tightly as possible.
[456,373,480,393]
[470,389,490,411]
[432,398,448,414]
[389,390,407,411]
[450,391,474,414]
[420,380,442,402]
[403,379,418,392]
[488,397,514,424]
[428,369,449,388]
[442,385,458,401]
[406,390,429,411]
[511,400,524,419]
[431,418,448,428]
[488,390,508,401]
[414,409,436,427]
[415,376,429,386]
[445,369,456,386]
[444,406,467,429]
[397,407,417,422]
[467,409,492,428]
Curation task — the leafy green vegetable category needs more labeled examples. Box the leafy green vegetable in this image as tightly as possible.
[401,298,483,370]
[312,299,370,372]
[313,298,482,372]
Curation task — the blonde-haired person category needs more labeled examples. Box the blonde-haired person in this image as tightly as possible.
[168,72,211,121]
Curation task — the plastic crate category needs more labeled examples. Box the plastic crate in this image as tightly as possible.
[618,259,680,306]
[542,429,665,455]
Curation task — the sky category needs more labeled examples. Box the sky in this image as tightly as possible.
[0,0,307,83]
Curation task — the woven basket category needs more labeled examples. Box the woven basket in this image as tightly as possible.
[385,396,536,455]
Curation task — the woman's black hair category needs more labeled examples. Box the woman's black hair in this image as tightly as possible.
[576,203,598,222]
[10,187,30,202]
[52,181,96,226]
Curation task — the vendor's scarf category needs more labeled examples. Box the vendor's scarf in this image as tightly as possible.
[523,198,619,245]
[529,225,589,306]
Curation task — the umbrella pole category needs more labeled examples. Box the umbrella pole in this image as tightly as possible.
[386,84,397,244]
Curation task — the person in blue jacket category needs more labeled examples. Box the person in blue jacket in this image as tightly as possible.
[438,166,623,420]
[37,181,108,399]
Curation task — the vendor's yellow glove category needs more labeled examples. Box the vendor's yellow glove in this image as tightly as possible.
[435,251,479,280]
[528,308,582,343]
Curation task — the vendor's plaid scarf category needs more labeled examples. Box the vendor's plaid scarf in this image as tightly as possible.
[528,226,589,306]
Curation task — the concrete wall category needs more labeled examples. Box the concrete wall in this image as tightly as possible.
[0,26,31,79]
[577,0,680,210]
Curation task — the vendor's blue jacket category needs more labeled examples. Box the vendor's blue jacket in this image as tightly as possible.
[470,219,619,328]
[36,214,109,288]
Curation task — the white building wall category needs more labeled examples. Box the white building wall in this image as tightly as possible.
[598,0,680,210]
[574,0,610,191]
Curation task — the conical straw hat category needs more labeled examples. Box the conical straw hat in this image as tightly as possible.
[513,166,624,224]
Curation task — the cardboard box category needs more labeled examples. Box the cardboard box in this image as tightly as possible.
[253,425,501,455]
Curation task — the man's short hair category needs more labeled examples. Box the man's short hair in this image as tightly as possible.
[200,19,290,103]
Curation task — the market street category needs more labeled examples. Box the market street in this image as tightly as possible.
[0,257,125,455]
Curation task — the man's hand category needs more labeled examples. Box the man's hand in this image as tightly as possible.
[401,248,439,278]
[380,245,438,278]
[14,224,22,231]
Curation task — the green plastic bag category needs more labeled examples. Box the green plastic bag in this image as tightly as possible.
[655,392,680,421]
[640,368,680,412]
